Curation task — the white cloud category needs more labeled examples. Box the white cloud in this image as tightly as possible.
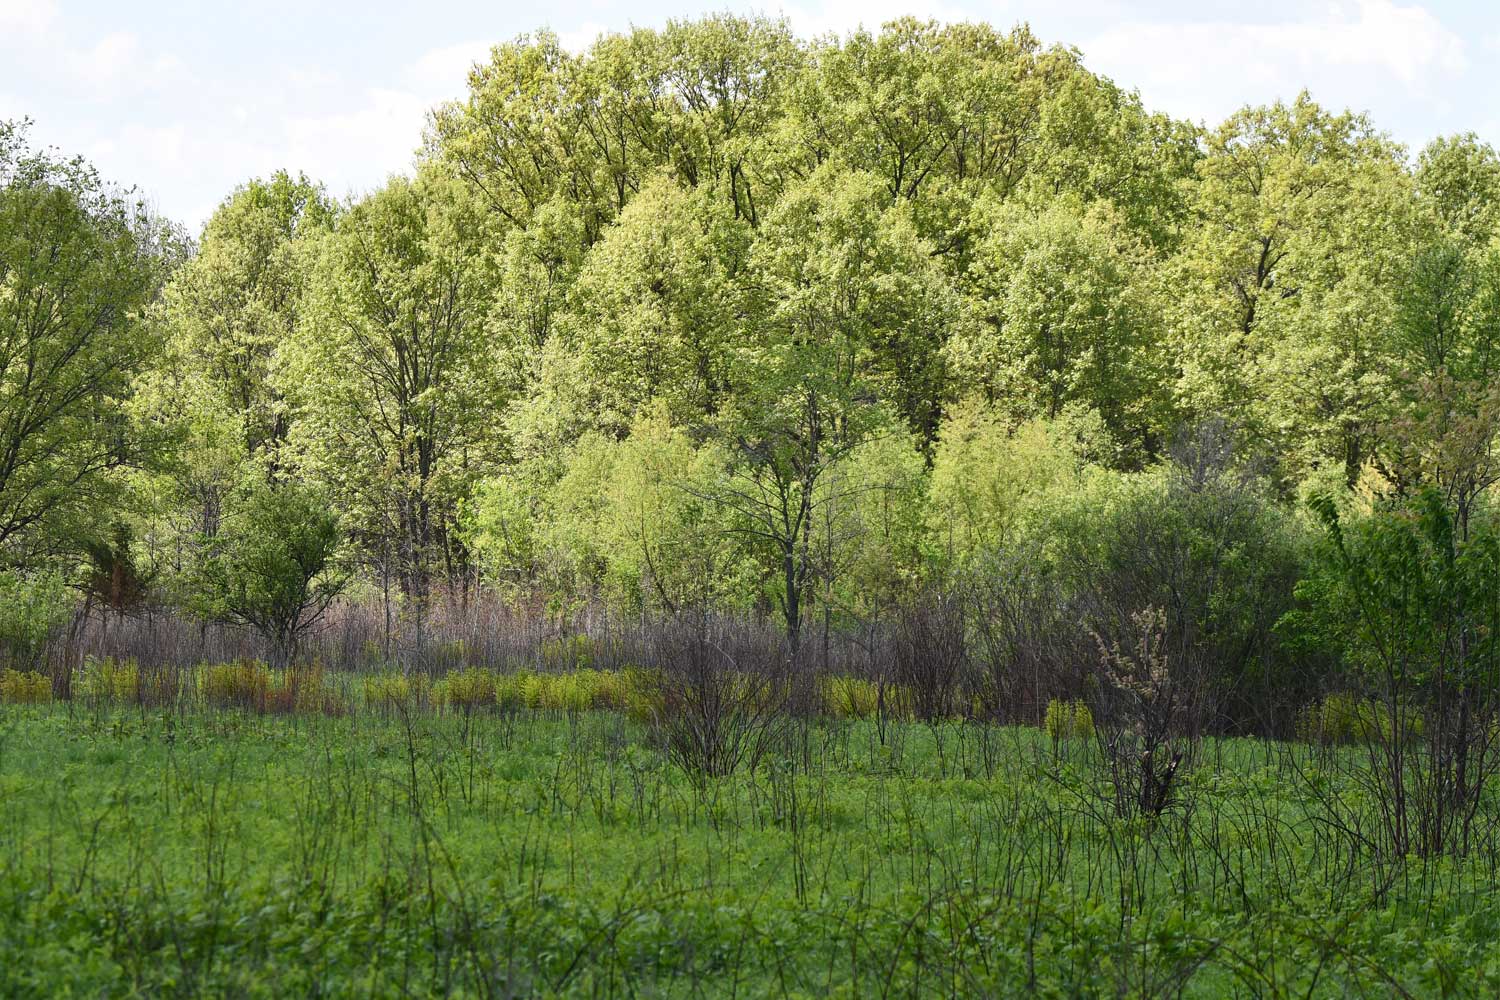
[555,21,609,55]
[406,39,494,95]
[0,0,58,38]
[1085,1,1466,127]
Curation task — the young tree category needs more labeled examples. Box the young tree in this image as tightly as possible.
[194,482,347,667]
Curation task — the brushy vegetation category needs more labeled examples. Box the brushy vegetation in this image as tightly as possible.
[7,686,1500,996]
[10,10,1500,994]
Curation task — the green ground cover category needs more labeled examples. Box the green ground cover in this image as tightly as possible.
[3,697,1500,997]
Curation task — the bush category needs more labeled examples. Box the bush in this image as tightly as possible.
[201,661,271,710]
[0,669,50,704]
[267,664,341,715]
[0,570,73,671]
[78,657,141,704]
[435,668,497,714]
[1296,693,1422,746]
[819,676,880,719]
[1043,698,1094,742]
[363,671,429,713]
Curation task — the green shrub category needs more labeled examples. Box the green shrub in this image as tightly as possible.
[435,668,497,713]
[1297,693,1422,746]
[363,671,429,713]
[201,661,271,710]
[0,669,50,704]
[1044,698,1094,741]
[0,570,72,670]
[539,634,598,671]
[78,657,141,704]
[819,676,880,719]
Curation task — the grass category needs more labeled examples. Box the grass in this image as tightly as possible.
[2,671,1500,996]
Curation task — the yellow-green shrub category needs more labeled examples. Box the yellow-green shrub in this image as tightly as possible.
[78,657,140,704]
[819,676,880,719]
[201,660,271,710]
[1298,694,1422,745]
[435,668,497,713]
[363,671,429,713]
[1044,699,1094,742]
[539,634,601,671]
[0,669,50,704]
[267,664,342,715]
[495,669,531,712]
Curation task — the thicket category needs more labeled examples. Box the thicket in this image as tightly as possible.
[5,16,1500,848]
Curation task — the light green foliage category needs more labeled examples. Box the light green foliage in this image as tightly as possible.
[288,171,502,599]
[926,403,1100,569]
[0,570,72,670]
[0,669,49,704]
[748,165,959,444]
[1169,95,1416,482]
[542,177,749,438]
[1417,134,1500,248]
[811,426,929,618]
[1043,698,1094,741]
[950,198,1169,459]
[1296,692,1421,746]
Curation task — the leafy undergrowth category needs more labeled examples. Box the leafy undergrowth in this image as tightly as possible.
[2,705,1499,997]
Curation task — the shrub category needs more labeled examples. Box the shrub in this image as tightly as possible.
[540,634,597,671]
[819,676,880,719]
[495,670,531,712]
[78,657,141,704]
[363,671,429,713]
[0,669,50,704]
[435,668,497,714]
[646,622,792,780]
[266,664,341,715]
[201,661,271,711]
[1043,698,1094,742]
[1296,694,1422,746]
[0,570,72,671]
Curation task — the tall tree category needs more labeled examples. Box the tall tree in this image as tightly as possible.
[286,170,501,609]
[0,120,179,562]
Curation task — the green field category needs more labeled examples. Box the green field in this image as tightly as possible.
[4,695,1500,998]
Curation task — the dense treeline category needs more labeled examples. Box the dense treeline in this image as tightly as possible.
[5,16,1500,743]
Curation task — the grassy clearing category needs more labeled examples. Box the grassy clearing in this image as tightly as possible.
[3,683,1500,997]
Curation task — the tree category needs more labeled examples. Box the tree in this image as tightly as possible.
[194,481,347,667]
[0,120,180,563]
[690,167,954,647]
[286,170,501,610]
[948,198,1168,462]
[1169,95,1414,483]
[540,175,749,438]
[1298,489,1500,857]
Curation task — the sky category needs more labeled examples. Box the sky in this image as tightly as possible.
[2,0,1498,232]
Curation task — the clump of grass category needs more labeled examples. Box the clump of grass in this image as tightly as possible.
[77,656,141,704]
[1297,693,1422,745]
[0,668,50,704]
[267,663,343,715]
[820,676,880,719]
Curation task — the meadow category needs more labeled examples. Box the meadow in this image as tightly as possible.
[3,661,1500,998]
